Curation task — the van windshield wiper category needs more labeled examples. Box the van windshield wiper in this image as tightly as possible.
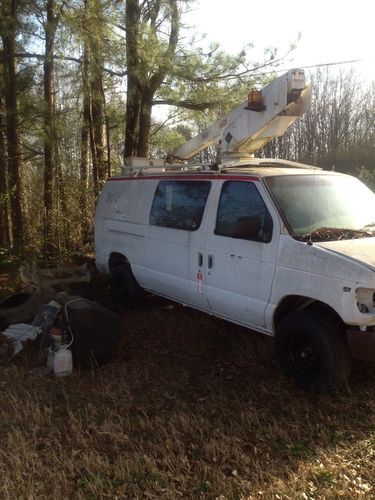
[297,227,372,242]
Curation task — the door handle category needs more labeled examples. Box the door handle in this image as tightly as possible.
[208,255,213,269]
[198,252,203,267]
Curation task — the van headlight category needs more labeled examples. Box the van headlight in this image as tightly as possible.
[356,288,375,314]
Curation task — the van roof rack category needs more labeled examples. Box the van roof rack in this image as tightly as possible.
[123,157,213,175]
[219,158,322,170]
[122,156,321,176]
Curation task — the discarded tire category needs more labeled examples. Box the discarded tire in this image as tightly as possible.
[0,291,43,328]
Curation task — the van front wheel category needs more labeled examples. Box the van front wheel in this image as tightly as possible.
[275,311,351,392]
[110,264,144,308]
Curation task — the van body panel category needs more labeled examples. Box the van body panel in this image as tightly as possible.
[94,166,375,338]
[94,179,155,282]
[269,235,375,329]
[316,238,375,271]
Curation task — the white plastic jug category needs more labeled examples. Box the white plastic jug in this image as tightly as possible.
[53,346,73,377]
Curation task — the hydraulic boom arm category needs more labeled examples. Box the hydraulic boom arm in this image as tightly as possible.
[172,69,311,161]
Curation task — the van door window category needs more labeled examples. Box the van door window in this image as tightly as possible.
[150,180,211,231]
[215,181,273,242]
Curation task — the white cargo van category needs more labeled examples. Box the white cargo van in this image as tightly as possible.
[94,158,375,392]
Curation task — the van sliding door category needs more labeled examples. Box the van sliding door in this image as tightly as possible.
[146,179,212,307]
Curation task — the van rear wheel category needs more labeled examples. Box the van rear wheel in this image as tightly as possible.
[275,310,351,392]
[110,264,144,308]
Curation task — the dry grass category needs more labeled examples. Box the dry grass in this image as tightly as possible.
[0,269,374,499]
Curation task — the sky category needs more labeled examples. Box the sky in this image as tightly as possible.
[185,0,375,84]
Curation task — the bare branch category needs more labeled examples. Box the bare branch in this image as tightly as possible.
[9,52,127,77]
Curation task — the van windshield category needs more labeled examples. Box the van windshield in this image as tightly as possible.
[265,174,375,241]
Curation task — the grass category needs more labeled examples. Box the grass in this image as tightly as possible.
[0,267,374,498]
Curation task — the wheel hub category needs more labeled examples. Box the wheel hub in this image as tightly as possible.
[291,335,320,377]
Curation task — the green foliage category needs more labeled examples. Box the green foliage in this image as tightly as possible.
[1,1,374,260]
[157,42,273,132]
[149,122,191,158]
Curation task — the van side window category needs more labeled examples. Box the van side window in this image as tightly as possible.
[150,180,211,231]
[215,181,273,242]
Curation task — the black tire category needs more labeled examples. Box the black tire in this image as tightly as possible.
[275,310,351,392]
[110,264,144,308]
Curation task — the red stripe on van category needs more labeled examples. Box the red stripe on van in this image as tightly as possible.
[108,174,260,182]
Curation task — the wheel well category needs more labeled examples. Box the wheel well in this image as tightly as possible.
[274,295,344,329]
[108,252,130,271]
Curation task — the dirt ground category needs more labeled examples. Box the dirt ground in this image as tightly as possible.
[0,264,374,499]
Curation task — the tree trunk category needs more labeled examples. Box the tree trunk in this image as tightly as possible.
[43,0,58,260]
[90,57,107,194]
[56,157,67,259]
[0,97,10,249]
[80,40,91,243]
[124,0,141,158]
[1,0,24,252]
[137,90,153,157]
[126,0,179,158]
